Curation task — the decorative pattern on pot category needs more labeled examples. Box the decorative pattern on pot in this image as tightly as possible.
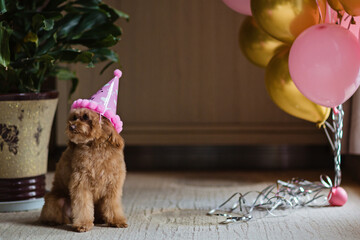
[0,99,58,178]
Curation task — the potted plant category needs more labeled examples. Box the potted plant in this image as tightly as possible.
[0,0,128,211]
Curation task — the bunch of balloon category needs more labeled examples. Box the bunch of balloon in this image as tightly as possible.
[222,0,331,125]
[221,0,360,207]
[206,2,360,224]
[250,0,332,125]
[222,0,360,127]
[287,2,360,205]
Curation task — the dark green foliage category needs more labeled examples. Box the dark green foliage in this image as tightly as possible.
[0,0,128,94]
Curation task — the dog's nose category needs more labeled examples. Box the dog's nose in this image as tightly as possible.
[69,124,76,131]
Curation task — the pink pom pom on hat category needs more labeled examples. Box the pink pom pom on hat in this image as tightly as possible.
[71,69,123,133]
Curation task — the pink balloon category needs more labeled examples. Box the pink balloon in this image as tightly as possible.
[289,24,360,108]
[341,13,360,40]
[222,0,251,16]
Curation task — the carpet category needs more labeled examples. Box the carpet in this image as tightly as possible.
[0,171,360,240]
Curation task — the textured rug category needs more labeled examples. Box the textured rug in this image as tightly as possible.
[1,171,360,240]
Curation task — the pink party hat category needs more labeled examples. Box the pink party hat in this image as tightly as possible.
[71,69,123,133]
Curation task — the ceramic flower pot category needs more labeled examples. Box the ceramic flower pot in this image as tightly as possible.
[0,91,58,212]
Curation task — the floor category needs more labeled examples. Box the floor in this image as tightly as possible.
[0,170,360,240]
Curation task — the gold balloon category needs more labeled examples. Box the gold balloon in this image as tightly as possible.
[339,0,360,16]
[265,48,330,126]
[239,17,284,68]
[251,0,327,43]
[328,0,344,11]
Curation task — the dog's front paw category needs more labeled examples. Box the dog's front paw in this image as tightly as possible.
[73,222,94,232]
[109,218,128,228]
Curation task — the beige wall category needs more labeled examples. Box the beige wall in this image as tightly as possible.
[56,0,327,146]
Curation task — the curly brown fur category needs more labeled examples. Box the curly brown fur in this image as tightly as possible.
[40,108,127,232]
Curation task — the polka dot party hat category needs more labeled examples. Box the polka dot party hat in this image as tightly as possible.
[71,69,123,133]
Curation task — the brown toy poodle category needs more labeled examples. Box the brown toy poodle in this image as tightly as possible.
[40,108,127,232]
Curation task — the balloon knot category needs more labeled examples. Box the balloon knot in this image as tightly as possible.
[316,122,324,129]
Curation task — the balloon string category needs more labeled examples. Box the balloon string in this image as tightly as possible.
[344,14,351,22]
[320,174,333,188]
[323,124,335,152]
[337,11,345,25]
[325,121,335,133]
[332,105,343,187]
[348,17,352,30]
[315,0,323,23]
[208,178,329,224]
[326,3,332,23]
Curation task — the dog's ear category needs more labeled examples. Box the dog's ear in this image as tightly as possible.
[101,119,124,148]
[109,132,124,149]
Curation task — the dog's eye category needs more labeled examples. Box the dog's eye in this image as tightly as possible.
[72,115,77,121]
[82,114,89,121]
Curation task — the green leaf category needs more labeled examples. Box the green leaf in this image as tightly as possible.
[33,14,55,32]
[0,24,13,67]
[24,85,38,92]
[37,35,56,56]
[74,51,94,63]
[36,62,51,92]
[53,50,94,63]
[72,6,110,17]
[70,76,79,95]
[35,54,55,63]
[39,27,57,45]
[0,0,127,94]
[53,49,80,61]
[44,0,67,11]
[43,19,54,31]
[82,34,118,48]
[100,4,129,22]
[42,11,63,21]
[77,23,121,41]
[32,14,45,32]
[0,0,6,14]
[74,0,101,8]
[15,1,24,10]
[24,31,39,47]
[69,10,108,39]
[56,68,76,80]
[57,13,82,38]
[90,48,118,63]
[87,62,94,68]
[113,9,130,21]
[10,30,25,42]
[21,73,37,93]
